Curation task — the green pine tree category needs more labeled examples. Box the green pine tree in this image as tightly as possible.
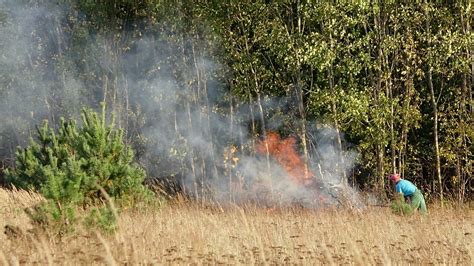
[6,104,153,233]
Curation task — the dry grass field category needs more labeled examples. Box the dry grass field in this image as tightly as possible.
[1,187,473,265]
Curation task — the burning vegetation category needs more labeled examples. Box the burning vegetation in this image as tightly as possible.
[215,131,365,211]
[256,132,313,186]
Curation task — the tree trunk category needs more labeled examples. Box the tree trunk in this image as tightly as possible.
[256,91,272,177]
[328,67,346,184]
[428,69,442,205]
[374,9,385,191]
[248,93,257,153]
[295,3,310,182]
[426,9,443,205]
[400,74,413,178]
[192,41,219,180]
[295,83,310,180]
[186,101,199,200]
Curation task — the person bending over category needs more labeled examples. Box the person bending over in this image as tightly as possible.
[389,173,427,214]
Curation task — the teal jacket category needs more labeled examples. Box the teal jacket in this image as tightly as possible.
[395,179,417,197]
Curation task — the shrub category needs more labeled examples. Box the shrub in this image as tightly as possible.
[6,105,153,233]
[390,193,413,216]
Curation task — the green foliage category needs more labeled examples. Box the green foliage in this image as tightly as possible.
[390,194,414,216]
[84,206,117,233]
[6,105,152,233]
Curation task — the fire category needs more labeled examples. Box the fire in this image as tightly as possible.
[256,132,314,186]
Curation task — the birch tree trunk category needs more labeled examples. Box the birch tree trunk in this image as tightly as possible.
[374,7,385,191]
[425,7,443,205]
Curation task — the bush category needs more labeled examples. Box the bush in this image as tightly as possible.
[390,193,413,216]
[6,105,153,233]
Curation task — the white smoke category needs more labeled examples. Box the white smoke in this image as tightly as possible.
[0,0,86,156]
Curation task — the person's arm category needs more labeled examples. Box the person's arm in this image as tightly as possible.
[396,183,402,194]
[396,184,409,201]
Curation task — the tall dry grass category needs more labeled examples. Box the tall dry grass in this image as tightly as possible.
[1,187,473,265]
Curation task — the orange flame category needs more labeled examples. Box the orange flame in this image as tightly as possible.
[256,132,313,186]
